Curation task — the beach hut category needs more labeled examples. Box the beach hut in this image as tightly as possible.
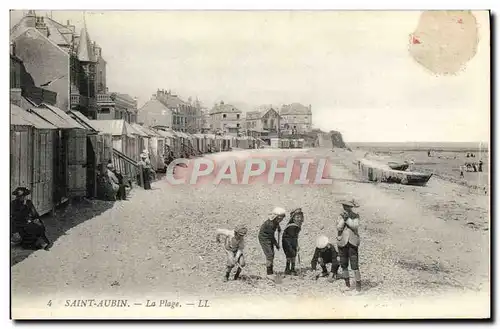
[11,104,58,216]
[138,125,165,172]
[28,103,92,200]
[90,119,141,160]
[130,123,150,159]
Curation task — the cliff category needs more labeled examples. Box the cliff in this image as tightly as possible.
[329,130,348,149]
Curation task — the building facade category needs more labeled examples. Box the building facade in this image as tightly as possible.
[10,11,98,118]
[245,105,281,139]
[96,92,138,123]
[279,103,313,135]
[151,89,201,133]
[137,97,173,128]
[210,101,242,136]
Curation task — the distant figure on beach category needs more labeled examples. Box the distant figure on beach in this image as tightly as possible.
[428,150,431,157]
[460,165,464,178]
[479,160,483,172]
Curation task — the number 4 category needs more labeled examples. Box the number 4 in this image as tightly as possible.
[47,300,52,307]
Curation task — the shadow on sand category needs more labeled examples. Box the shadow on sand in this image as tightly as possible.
[10,199,115,266]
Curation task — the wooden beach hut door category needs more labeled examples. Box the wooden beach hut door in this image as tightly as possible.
[66,129,87,197]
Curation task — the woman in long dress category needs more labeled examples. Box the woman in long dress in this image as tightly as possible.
[11,187,52,250]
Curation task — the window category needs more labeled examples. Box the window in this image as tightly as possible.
[223,114,227,119]
[100,108,110,114]
[237,114,240,119]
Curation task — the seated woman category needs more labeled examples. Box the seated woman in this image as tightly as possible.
[11,187,52,250]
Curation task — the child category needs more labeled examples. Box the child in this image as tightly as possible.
[258,207,286,279]
[337,200,362,292]
[216,225,248,281]
[282,208,304,275]
[310,235,339,281]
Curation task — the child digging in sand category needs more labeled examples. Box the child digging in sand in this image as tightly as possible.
[216,225,248,282]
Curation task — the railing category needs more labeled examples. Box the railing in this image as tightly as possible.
[112,148,139,184]
[70,94,89,108]
[97,94,114,104]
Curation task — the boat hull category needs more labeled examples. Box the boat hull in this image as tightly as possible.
[357,159,433,186]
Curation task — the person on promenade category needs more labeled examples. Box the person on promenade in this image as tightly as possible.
[337,200,362,293]
[138,153,153,190]
[258,207,286,280]
[282,208,304,276]
[216,225,248,281]
[11,187,52,250]
[310,235,340,281]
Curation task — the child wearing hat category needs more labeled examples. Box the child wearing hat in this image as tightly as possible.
[310,235,339,280]
[282,208,304,276]
[337,200,362,292]
[258,207,286,279]
[216,225,248,281]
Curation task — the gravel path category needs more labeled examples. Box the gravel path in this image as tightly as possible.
[11,149,490,319]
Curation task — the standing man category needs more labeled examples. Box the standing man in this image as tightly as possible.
[337,200,362,293]
[258,207,286,279]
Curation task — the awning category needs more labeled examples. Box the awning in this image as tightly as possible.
[11,104,57,129]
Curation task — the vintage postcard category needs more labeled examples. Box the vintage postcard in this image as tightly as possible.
[9,10,490,319]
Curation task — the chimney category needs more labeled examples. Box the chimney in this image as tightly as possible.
[67,20,70,25]
[10,88,22,107]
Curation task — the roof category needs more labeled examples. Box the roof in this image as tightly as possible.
[139,99,171,114]
[157,94,188,109]
[211,102,242,114]
[280,103,312,115]
[134,125,160,137]
[90,119,126,136]
[69,110,99,132]
[11,104,57,129]
[128,123,148,137]
[155,129,175,138]
[40,104,84,129]
[29,104,83,129]
[76,26,96,62]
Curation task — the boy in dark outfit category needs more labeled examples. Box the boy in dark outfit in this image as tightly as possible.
[311,235,339,281]
[282,208,304,276]
[258,207,286,279]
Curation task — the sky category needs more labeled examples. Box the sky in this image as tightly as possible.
[9,10,490,143]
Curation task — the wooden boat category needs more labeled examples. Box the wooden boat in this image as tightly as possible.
[357,159,433,186]
[388,161,409,171]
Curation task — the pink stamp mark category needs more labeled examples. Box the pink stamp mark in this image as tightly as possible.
[165,155,333,186]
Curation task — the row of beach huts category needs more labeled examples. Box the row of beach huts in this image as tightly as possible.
[10,103,265,217]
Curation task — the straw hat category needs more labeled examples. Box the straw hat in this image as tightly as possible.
[12,187,30,197]
[106,163,114,169]
[272,207,286,216]
[140,153,148,159]
[316,235,329,249]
